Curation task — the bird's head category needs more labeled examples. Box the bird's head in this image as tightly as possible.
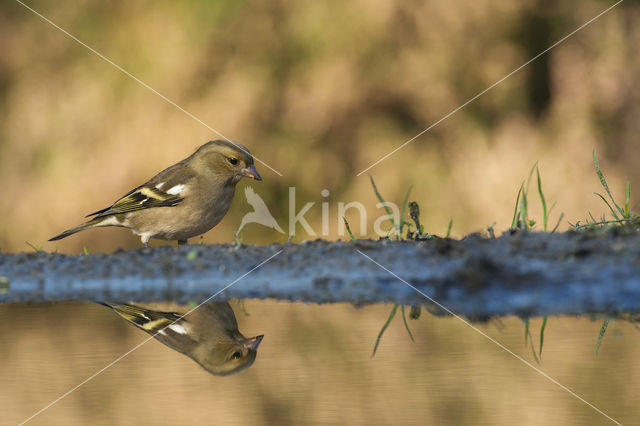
[195,140,262,184]
[196,334,264,376]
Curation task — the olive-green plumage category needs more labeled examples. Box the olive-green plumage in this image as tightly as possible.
[50,140,262,247]
[101,301,263,376]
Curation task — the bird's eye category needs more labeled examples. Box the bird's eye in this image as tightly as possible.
[228,157,239,165]
[231,351,242,360]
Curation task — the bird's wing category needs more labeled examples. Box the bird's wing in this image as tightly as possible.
[87,163,196,218]
[102,303,199,356]
[101,303,183,331]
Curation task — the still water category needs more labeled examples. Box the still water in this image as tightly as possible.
[1,301,637,425]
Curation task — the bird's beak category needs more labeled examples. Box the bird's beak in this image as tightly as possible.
[245,335,264,351]
[241,164,262,181]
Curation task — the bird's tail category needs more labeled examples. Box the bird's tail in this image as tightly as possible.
[48,218,105,241]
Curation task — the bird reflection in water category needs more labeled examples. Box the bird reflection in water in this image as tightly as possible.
[101,301,263,376]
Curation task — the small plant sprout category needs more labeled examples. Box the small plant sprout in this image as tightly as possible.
[343,217,356,241]
[511,164,563,232]
[369,175,407,239]
[570,151,637,230]
[25,242,43,252]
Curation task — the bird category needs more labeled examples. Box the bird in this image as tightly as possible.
[49,140,262,247]
[238,186,285,233]
[100,301,263,376]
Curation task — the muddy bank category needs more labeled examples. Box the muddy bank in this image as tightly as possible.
[1,229,639,318]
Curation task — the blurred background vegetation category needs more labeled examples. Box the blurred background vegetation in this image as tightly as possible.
[2,0,640,424]
[1,0,639,252]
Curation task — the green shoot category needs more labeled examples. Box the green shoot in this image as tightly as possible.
[511,186,524,229]
[571,152,636,229]
[400,305,415,343]
[523,318,541,364]
[539,316,548,359]
[512,164,562,231]
[372,304,398,358]
[369,175,400,238]
[445,217,453,238]
[83,247,89,255]
[593,151,626,218]
[343,217,355,241]
[536,166,549,231]
[596,318,610,356]
[25,242,43,252]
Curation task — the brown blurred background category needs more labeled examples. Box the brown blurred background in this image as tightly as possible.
[1,0,639,252]
[1,0,640,424]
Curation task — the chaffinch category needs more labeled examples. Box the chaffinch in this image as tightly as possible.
[50,140,262,247]
[101,301,263,376]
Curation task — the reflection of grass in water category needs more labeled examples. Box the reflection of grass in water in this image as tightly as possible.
[511,164,562,363]
[569,152,640,354]
[596,318,610,356]
[370,157,639,361]
[368,176,443,357]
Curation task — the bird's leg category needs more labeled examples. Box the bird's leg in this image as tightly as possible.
[178,239,188,246]
[144,242,149,249]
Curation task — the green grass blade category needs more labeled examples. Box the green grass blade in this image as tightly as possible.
[523,319,540,364]
[25,242,42,252]
[596,318,610,356]
[511,185,524,228]
[343,217,355,241]
[370,176,394,221]
[369,175,398,237]
[594,193,620,220]
[593,151,624,217]
[401,306,415,343]
[445,217,453,238]
[625,181,630,217]
[399,186,413,237]
[372,304,399,358]
[520,187,530,230]
[539,316,548,359]
[551,213,564,233]
[536,165,548,231]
